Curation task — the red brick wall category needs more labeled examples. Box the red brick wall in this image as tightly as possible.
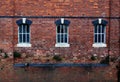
[0,60,118,82]
[0,18,13,52]
[0,0,110,16]
[0,0,119,64]
[0,0,119,81]
[0,1,14,16]
[12,18,111,63]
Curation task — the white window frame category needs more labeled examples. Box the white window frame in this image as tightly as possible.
[55,24,70,47]
[92,24,106,47]
[17,24,31,47]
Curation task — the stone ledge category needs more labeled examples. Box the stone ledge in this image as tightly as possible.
[14,63,108,68]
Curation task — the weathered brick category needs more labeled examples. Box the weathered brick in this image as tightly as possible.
[0,0,119,82]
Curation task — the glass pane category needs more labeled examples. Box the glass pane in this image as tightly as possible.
[102,34,104,43]
[26,26,30,33]
[24,25,27,33]
[94,26,97,33]
[61,25,64,33]
[19,34,22,43]
[23,25,26,33]
[95,34,97,43]
[98,34,101,43]
[27,34,30,43]
[61,34,64,43]
[65,34,67,43]
[102,26,105,33]
[57,34,60,43]
[64,26,67,33]
[57,26,60,33]
[19,26,22,33]
[23,34,26,43]
[98,25,101,33]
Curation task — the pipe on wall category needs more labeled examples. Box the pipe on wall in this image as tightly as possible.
[107,0,112,64]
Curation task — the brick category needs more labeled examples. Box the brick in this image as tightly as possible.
[0,0,119,82]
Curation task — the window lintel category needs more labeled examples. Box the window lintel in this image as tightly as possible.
[92,19,108,26]
[55,18,70,26]
[16,18,32,25]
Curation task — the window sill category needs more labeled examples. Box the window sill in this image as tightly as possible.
[17,43,32,47]
[55,43,70,47]
[92,43,107,48]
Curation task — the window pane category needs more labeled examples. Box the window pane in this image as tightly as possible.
[65,34,67,43]
[94,26,97,33]
[19,26,22,33]
[23,25,26,33]
[61,34,64,42]
[23,34,26,43]
[24,25,27,33]
[98,34,101,43]
[95,34,97,43]
[26,26,30,33]
[27,34,30,43]
[64,26,67,33]
[57,26,60,33]
[19,34,22,43]
[102,26,105,33]
[98,25,101,33]
[102,34,104,43]
[57,34,60,43]
[61,26,64,33]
